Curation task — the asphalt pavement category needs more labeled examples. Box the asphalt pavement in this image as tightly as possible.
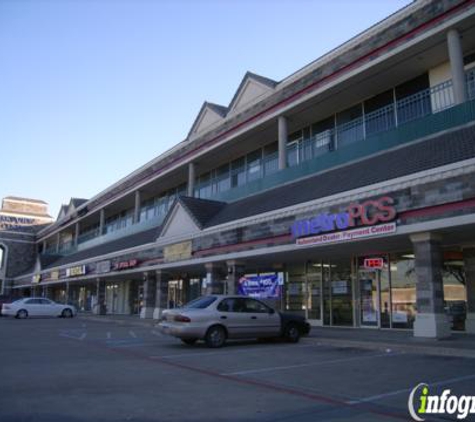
[1,315,474,421]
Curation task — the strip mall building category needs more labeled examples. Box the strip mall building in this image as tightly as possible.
[2,0,475,338]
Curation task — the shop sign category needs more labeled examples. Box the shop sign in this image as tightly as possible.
[96,260,111,274]
[32,274,41,284]
[66,265,86,277]
[296,222,396,247]
[50,270,59,280]
[291,196,396,239]
[164,242,192,262]
[237,273,284,299]
[0,215,36,231]
[114,259,138,270]
[363,258,385,270]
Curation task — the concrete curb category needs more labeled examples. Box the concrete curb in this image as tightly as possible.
[304,337,475,359]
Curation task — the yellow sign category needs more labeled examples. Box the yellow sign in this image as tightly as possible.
[164,241,192,262]
[50,270,59,280]
[66,265,86,277]
[32,274,41,284]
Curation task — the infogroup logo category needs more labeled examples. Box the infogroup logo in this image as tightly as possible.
[408,383,475,420]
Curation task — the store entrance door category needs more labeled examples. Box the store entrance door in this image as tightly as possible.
[323,259,353,327]
[358,270,380,328]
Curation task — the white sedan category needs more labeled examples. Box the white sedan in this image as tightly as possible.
[2,298,77,319]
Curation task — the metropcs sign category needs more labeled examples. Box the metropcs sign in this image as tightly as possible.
[291,196,397,246]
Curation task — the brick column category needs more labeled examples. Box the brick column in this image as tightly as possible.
[204,263,225,295]
[411,233,450,338]
[140,272,157,319]
[226,261,246,295]
[463,247,475,333]
[153,270,169,319]
[95,279,107,315]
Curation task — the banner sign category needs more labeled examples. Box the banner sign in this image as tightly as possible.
[237,273,283,299]
[296,222,396,247]
[164,241,192,262]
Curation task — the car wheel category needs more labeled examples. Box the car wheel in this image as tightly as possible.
[181,338,198,346]
[62,309,73,318]
[284,323,300,343]
[205,325,226,348]
[16,309,28,319]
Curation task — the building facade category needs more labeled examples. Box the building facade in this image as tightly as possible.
[5,0,475,338]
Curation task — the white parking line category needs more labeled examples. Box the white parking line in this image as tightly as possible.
[79,332,87,341]
[150,343,336,360]
[106,332,112,339]
[346,373,475,405]
[221,352,397,376]
[129,331,137,338]
[151,330,164,337]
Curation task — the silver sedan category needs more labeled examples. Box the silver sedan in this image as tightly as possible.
[158,295,310,347]
[2,298,77,319]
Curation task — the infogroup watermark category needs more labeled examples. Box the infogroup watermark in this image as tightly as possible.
[408,383,475,420]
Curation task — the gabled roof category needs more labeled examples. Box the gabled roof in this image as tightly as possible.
[158,196,226,239]
[178,196,227,229]
[188,101,228,138]
[227,71,277,114]
[57,198,89,220]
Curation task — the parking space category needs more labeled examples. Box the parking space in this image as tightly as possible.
[1,317,474,421]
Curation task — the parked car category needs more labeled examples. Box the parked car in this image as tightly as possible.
[2,298,77,319]
[158,295,311,348]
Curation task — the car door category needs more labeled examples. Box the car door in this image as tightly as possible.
[39,298,57,316]
[216,298,256,339]
[242,298,281,338]
[23,298,42,316]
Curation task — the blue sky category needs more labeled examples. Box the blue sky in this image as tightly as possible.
[0,0,411,219]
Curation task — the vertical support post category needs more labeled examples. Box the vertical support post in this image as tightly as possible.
[463,247,475,333]
[55,233,60,254]
[204,263,225,295]
[411,233,450,338]
[153,270,169,319]
[226,261,246,295]
[140,272,157,319]
[134,190,141,224]
[95,279,106,315]
[187,162,196,197]
[74,222,79,247]
[99,209,105,235]
[278,116,288,170]
[447,29,467,105]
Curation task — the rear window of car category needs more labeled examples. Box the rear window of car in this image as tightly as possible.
[183,296,217,309]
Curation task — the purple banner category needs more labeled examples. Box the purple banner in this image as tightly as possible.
[237,273,282,299]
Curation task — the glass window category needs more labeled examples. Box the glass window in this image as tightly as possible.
[184,296,217,309]
[231,157,246,188]
[244,298,270,313]
[442,251,466,331]
[246,149,262,182]
[389,253,417,329]
[364,89,395,136]
[0,246,4,269]
[217,298,235,312]
[336,104,364,147]
[214,164,231,194]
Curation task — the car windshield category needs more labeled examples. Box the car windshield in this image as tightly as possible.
[183,296,217,309]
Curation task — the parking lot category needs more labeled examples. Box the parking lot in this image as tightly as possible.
[1,317,474,421]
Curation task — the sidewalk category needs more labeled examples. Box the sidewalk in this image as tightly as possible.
[77,313,475,358]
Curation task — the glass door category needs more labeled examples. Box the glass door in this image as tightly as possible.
[358,270,380,328]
